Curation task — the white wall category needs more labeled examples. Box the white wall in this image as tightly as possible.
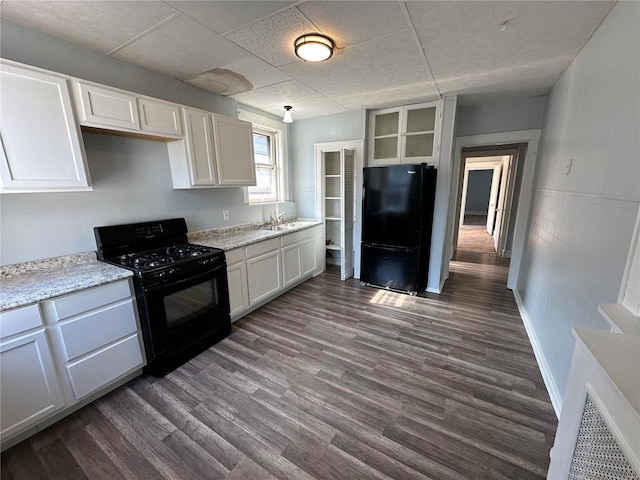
[291,110,366,219]
[0,19,292,265]
[457,96,546,137]
[515,1,640,413]
[465,170,493,214]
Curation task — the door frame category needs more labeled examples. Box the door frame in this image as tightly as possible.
[445,130,541,290]
[314,140,364,278]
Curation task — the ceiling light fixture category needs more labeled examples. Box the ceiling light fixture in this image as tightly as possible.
[294,34,334,62]
[283,105,293,123]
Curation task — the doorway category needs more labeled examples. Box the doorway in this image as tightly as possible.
[455,150,520,262]
[443,129,541,290]
[314,140,364,281]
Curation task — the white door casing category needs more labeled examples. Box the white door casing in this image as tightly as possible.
[487,164,502,235]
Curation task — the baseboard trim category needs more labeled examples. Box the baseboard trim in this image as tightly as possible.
[513,289,563,418]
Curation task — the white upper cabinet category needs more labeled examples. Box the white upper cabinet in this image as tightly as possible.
[138,98,182,138]
[167,109,256,189]
[212,114,256,186]
[0,60,91,193]
[167,107,217,188]
[74,80,140,132]
[73,80,182,139]
[368,100,442,167]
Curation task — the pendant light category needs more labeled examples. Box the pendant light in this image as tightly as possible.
[294,34,334,62]
[282,105,293,123]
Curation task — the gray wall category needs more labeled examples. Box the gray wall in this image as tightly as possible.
[465,170,493,214]
[516,1,640,411]
[0,19,293,265]
[457,96,546,137]
[291,110,366,219]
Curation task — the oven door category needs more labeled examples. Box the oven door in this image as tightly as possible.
[142,263,230,362]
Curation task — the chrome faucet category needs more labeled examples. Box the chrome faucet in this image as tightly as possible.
[276,212,287,224]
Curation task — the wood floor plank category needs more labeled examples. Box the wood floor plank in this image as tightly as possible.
[1,225,556,479]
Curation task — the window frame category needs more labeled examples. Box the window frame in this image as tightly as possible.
[237,109,289,205]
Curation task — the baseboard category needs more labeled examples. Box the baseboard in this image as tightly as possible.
[513,290,563,418]
[502,249,512,258]
[426,277,445,294]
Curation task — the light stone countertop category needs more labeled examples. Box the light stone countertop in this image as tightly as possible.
[0,220,322,312]
[0,253,132,312]
[188,220,323,251]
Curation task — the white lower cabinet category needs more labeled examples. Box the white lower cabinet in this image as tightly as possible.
[247,249,283,305]
[43,279,145,404]
[224,225,325,322]
[282,243,302,288]
[226,248,249,318]
[0,305,65,441]
[301,238,317,277]
[0,279,145,449]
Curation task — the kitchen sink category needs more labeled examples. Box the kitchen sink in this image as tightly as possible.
[260,221,310,231]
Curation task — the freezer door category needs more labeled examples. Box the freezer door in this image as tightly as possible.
[362,165,424,247]
[360,243,420,293]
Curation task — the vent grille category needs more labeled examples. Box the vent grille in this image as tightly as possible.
[569,394,639,480]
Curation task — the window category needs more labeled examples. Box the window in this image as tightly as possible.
[248,128,278,203]
[238,109,289,205]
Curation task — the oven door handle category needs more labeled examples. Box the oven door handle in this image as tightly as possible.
[143,262,226,293]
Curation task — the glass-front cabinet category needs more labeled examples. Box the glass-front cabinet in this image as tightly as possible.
[368,100,442,167]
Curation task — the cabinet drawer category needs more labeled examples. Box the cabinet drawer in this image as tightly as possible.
[59,300,137,361]
[246,237,280,259]
[0,304,43,340]
[49,280,132,321]
[225,247,245,266]
[281,228,316,247]
[65,334,143,401]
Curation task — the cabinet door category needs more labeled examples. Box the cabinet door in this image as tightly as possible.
[138,98,182,138]
[0,61,91,193]
[74,81,140,131]
[368,107,402,167]
[227,262,249,317]
[212,115,256,186]
[247,250,282,305]
[183,108,217,186]
[401,103,439,165]
[0,329,65,439]
[301,238,317,277]
[282,243,302,288]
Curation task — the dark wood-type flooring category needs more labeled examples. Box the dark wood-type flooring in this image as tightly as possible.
[1,227,557,479]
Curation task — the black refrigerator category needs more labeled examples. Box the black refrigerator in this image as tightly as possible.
[360,164,437,294]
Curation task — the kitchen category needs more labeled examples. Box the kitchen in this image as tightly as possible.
[1,1,639,479]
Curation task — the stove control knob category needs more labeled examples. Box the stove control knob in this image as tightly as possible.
[168,269,176,276]
[157,272,166,279]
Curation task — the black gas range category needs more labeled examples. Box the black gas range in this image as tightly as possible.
[94,218,230,376]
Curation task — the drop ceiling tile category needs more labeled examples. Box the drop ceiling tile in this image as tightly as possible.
[232,81,346,120]
[407,1,615,94]
[112,14,247,79]
[281,31,439,111]
[0,1,177,53]
[296,1,409,47]
[224,7,316,67]
[185,56,291,95]
[166,1,296,35]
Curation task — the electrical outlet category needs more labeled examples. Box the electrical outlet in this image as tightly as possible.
[223,210,230,221]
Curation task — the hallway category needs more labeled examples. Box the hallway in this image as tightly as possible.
[1,239,557,480]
